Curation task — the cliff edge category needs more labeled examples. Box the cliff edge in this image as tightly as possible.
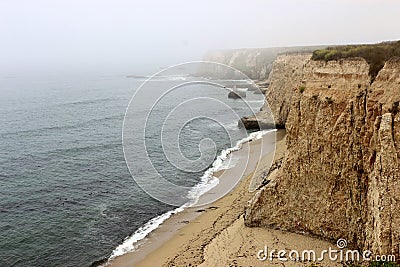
[199,46,325,81]
[244,54,400,259]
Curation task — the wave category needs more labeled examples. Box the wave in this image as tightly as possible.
[186,129,275,204]
[2,97,123,114]
[105,206,184,261]
[246,100,266,103]
[60,97,119,107]
[0,115,123,137]
[223,121,240,130]
[131,75,189,82]
[103,129,276,265]
[0,141,121,165]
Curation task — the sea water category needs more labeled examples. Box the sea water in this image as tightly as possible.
[0,73,265,266]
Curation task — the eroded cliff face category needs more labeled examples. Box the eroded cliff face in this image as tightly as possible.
[263,53,312,127]
[245,56,400,258]
[239,53,311,129]
[201,48,277,80]
[201,46,325,81]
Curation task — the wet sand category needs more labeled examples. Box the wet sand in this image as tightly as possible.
[107,130,338,267]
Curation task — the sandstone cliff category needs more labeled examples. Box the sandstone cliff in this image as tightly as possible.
[244,55,400,259]
[200,46,324,81]
[200,48,278,80]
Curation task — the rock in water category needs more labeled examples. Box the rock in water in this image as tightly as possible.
[228,90,246,99]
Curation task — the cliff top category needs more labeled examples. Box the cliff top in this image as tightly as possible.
[312,40,400,82]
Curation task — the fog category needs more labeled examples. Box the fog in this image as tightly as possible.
[1,0,399,76]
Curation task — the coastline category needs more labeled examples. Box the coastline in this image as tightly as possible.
[109,129,341,266]
[106,129,342,267]
[105,129,280,266]
[107,129,324,267]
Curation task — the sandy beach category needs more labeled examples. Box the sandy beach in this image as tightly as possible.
[107,130,340,267]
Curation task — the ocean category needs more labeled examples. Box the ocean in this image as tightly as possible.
[0,72,265,266]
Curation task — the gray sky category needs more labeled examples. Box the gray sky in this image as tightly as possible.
[1,0,399,75]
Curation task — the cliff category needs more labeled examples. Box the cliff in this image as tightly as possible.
[262,53,312,127]
[244,54,400,259]
[200,46,325,81]
[201,48,276,80]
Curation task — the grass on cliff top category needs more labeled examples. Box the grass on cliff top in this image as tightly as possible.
[311,41,400,82]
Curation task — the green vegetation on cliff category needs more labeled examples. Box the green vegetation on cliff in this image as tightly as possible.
[312,41,400,82]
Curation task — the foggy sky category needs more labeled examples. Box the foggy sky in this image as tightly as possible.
[1,0,399,75]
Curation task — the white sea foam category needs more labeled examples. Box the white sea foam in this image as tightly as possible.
[224,121,240,130]
[186,129,275,203]
[219,156,240,170]
[246,100,265,103]
[105,129,276,264]
[105,206,184,263]
[153,75,188,81]
[133,75,188,82]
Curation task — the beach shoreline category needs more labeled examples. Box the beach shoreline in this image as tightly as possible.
[106,129,340,267]
[105,130,283,266]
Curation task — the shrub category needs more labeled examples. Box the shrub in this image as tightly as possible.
[311,40,400,82]
[299,86,306,93]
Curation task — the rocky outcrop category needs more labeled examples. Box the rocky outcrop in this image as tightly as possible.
[228,90,246,99]
[245,56,400,259]
[265,53,312,127]
[240,53,312,128]
[200,46,325,81]
[200,48,278,80]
